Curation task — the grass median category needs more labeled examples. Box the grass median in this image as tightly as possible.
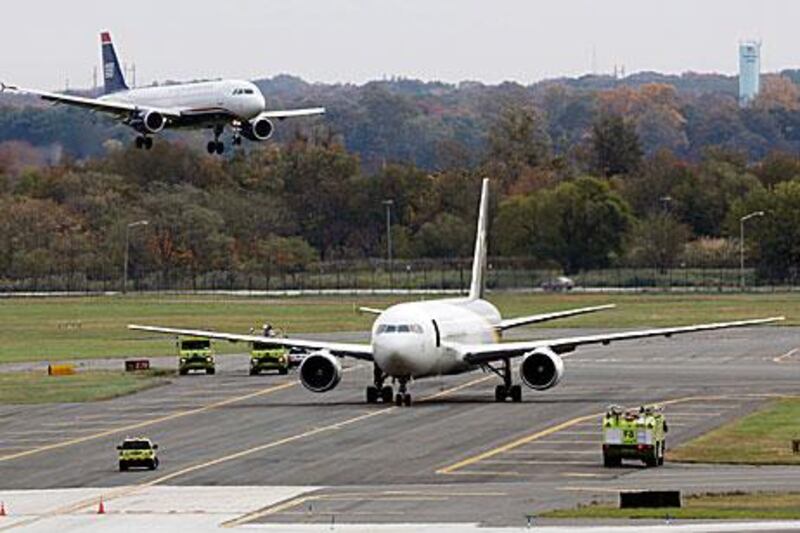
[668,396,800,465]
[542,492,800,520]
[0,292,794,363]
[0,369,172,404]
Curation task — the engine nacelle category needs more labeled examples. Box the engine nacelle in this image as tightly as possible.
[298,351,342,393]
[241,117,274,141]
[519,348,564,391]
[140,110,166,133]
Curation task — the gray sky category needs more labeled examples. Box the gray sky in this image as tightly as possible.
[2,0,798,89]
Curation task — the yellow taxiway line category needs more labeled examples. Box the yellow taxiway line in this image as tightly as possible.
[0,380,298,463]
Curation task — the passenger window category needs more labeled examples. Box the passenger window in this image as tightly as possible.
[398,325,410,333]
[385,325,397,333]
[410,324,423,334]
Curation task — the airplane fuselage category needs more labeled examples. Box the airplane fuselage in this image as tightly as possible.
[371,298,501,379]
[98,79,266,125]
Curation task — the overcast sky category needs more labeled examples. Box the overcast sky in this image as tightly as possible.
[2,0,798,89]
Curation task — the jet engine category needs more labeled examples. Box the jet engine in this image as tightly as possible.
[519,348,564,390]
[140,110,166,133]
[241,117,274,141]
[298,351,342,393]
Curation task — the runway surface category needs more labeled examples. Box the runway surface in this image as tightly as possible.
[1,326,799,530]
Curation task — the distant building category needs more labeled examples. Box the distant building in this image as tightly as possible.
[739,40,761,106]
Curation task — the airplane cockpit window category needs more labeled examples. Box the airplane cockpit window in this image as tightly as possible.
[376,324,423,335]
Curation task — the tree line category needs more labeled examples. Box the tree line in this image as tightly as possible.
[1,76,800,284]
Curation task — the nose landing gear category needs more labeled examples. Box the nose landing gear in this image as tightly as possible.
[395,378,411,407]
[207,125,225,155]
[366,364,394,404]
[135,136,153,150]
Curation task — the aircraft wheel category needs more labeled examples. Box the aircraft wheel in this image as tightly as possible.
[380,385,393,403]
[403,393,412,407]
[144,137,153,150]
[510,385,523,403]
[494,385,507,402]
[395,393,404,407]
[233,136,242,146]
[135,136,144,149]
[215,141,224,155]
[366,386,379,404]
[207,141,216,154]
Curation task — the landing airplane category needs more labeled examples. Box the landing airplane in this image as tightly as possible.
[130,179,784,406]
[0,32,324,154]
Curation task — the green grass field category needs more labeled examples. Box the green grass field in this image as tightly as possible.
[0,370,171,404]
[541,492,800,520]
[668,397,800,465]
[0,292,794,363]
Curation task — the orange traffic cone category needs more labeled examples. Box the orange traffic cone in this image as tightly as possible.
[0,501,6,516]
[97,498,105,515]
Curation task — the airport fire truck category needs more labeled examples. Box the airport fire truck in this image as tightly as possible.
[249,342,290,375]
[177,336,215,375]
[602,405,668,467]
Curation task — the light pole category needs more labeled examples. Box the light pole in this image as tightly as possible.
[739,211,764,289]
[124,220,149,294]
[382,200,394,291]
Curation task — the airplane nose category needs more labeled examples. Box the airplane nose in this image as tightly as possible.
[373,335,415,376]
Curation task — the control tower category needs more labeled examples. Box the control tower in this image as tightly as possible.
[739,40,761,107]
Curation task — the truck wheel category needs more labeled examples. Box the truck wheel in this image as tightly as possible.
[151,459,159,470]
[206,368,215,375]
[119,461,127,472]
[249,368,258,376]
[603,454,619,468]
[179,368,188,376]
[279,368,289,375]
[645,445,659,467]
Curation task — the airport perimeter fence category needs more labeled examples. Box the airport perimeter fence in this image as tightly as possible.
[0,257,798,294]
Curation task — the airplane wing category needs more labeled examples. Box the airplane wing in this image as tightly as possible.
[2,84,181,118]
[260,107,326,120]
[357,306,384,315]
[128,324,373,361]
[498,304,615,331]
[453,316,784,365]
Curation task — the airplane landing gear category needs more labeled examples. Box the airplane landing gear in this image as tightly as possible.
[366,364,393,404]
[488,358,522,403]
[135,136,153,150]
[395,378,411,407]
[207,125,225,154]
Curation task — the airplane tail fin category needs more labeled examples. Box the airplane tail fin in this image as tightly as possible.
[468,178,490,300]
[100,31,129,94]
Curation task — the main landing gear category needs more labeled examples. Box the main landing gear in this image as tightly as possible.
[135,136,153,150]
[487,358,522,403]
[207,125,225,155]
[366,364,394,404]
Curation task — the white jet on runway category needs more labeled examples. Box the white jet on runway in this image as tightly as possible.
[130,179,784,406]
[0,32,324,154]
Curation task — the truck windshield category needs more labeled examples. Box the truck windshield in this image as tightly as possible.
[252,342,278,350]
[121,441,151,450]
[181,340,210,350]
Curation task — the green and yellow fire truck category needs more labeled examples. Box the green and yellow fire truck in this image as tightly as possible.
[249,341,289,375]
[602,405,668,467]
[177,336,215,375]
[117,436,159,471]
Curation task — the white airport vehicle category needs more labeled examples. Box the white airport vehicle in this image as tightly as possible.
[0,32,324,154]
[129,179,783,406]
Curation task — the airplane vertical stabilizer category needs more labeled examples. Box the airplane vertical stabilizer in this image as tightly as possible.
[100,31,129,94]
[468,178,490,300]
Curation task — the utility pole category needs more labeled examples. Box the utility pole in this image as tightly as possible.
[739,211,764,290]
[382,200,394,291]
[124,220,149,294]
